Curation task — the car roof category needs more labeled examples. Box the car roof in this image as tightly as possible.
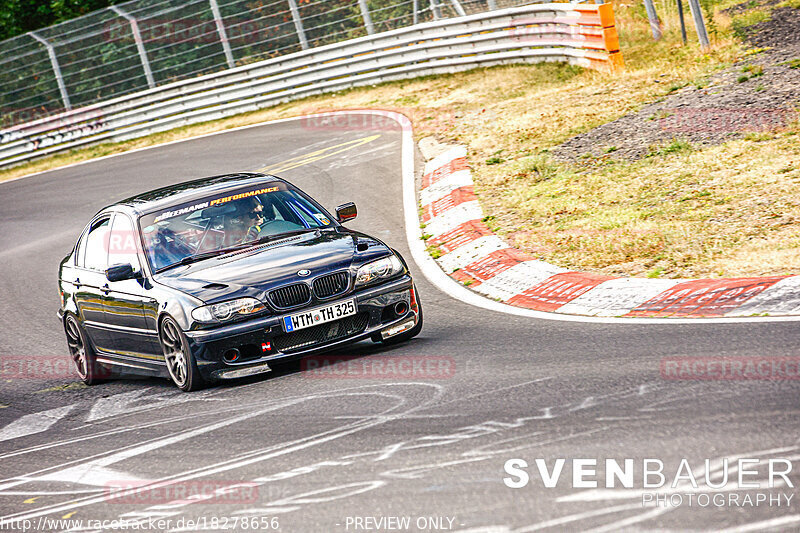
[114,172,283,216]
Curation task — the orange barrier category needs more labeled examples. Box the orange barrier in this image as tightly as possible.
[576,3,625,71]
[511,2,624,72]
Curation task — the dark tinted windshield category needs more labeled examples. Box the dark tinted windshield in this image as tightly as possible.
[138,182,333,272]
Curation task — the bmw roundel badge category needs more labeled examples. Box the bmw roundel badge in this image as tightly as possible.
[297,269,311,277]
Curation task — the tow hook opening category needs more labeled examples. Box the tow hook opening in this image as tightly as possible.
[380,315,416,340]
[222,348,240,363]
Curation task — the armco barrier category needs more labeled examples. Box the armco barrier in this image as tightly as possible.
[0,3,622,169]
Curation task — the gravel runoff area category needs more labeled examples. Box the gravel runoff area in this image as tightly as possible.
[552,2,800,162]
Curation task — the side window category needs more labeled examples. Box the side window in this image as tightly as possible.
[108,214,141,272]
[84,217,111,272]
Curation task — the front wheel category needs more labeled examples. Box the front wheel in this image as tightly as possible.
[64,314,105,385]
[159,316,205,392]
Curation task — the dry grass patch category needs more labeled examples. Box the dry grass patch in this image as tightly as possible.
[501,124,800,278]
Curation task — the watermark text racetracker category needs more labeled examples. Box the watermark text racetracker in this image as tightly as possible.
[1,355,112,380]
[503,457,796,508]
[105,480,259,505]
[661,356,800,380]
[0,516,279,531]
[301,355,456,380]
[300,112,409,132]
[658,107,797,133]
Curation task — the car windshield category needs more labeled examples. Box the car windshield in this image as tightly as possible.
[138,182,333,272]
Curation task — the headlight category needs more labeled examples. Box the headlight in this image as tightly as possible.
[191,297,266,323]
[355,255,405,287]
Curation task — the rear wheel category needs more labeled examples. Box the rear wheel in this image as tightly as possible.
[160,317,205,392]
[64,315,105,385]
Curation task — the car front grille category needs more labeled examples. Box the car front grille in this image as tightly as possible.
[313,272,349,299]
[273,313,369,353]
[269,283,311,308]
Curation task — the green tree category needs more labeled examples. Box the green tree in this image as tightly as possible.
[0,0,122,40]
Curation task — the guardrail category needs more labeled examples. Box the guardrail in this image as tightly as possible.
[0,3,622,168]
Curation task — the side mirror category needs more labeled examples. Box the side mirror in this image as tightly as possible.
[106,263,137,282]
[335,202,357,223]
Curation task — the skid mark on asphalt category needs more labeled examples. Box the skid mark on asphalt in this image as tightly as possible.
[219,481,387,521]
[256,135,380,174]
[321,141,400,170]
[0,388,230,459]
[715,514,800,532]
[1,395,314,492]
[515,503,651,532]
[83,388,211,423]
[450,505,665,533]
[426,378,553,411]
[0,403,241,463]
[0,383,444,527]
[333,382,795,531]
[461,427,608,458]
[1,374,790,530]
[0,405,76,443]
[0,375,360,463]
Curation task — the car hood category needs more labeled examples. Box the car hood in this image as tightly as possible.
[153,229,390,303]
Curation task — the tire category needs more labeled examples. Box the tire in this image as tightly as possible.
[159,316,205,392]
[374,286,424,346]
[64,314,105,386]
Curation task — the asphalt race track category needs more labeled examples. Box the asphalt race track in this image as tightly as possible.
[1,114,799,532]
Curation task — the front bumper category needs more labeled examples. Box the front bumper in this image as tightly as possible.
[185,275,416,380]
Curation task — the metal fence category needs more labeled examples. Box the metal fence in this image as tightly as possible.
[0,0,552,129]
[0,2,621,168]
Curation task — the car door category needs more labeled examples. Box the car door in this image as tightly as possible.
[73,215,116,353]
[104,213,163,358]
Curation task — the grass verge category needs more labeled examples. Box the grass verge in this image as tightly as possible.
[500,124,800,278]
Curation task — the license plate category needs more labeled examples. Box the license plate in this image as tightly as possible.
[282,299,356,332]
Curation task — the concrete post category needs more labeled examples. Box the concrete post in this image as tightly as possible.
[29,32,71,110]
[430,0,442,20]
[109,5,156,87]
[209,0,235,68]
[687,0,711,50]
[287,0,309,49]
[358,0,375,34]
[643,0,663,40]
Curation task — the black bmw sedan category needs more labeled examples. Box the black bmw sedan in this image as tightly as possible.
[58,173,422,391]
